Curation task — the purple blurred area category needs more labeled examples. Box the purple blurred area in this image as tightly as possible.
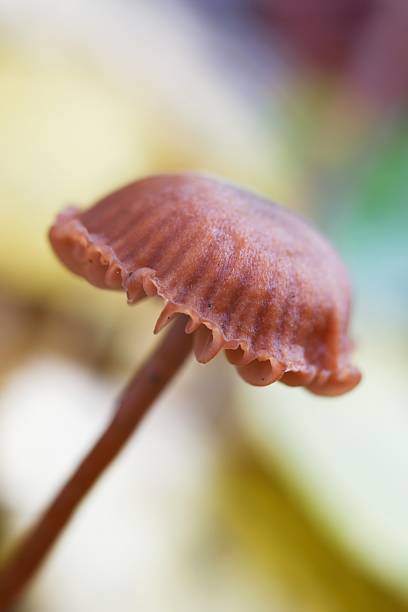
[190,0,408,112]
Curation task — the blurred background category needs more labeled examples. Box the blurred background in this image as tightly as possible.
[0,0,407,610]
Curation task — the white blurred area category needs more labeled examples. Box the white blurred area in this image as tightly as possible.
[239,321,408,597]
[0,355,277,612]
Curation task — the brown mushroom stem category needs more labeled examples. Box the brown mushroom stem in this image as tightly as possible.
[0,315,192,610]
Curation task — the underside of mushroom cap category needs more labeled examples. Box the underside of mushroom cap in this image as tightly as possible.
[49,174,361,396]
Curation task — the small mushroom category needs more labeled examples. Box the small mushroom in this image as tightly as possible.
[0,174,361,608]
[51,173,360,394]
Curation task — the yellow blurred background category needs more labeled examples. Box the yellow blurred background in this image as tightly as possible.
[1,1,407,610]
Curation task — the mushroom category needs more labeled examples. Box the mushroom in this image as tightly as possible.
[0,174,361,608]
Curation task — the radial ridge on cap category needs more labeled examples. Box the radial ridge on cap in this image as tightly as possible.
[49,174,361,395]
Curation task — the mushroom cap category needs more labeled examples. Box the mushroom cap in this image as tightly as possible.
[49,174,361,395]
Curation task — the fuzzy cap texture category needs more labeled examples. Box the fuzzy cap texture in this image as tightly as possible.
[49,174,361,395]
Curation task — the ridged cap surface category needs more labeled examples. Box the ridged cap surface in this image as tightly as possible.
[49,174,361,395]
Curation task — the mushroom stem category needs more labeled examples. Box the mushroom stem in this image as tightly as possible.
[0,315,192,610]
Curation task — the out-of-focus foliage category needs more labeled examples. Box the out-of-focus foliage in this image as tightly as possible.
[236,67,408,599]
[1,0,407,610]
[237,330,408,596]
[0,47,150,298]
[328,120,408,311]
[217,446,408,612]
